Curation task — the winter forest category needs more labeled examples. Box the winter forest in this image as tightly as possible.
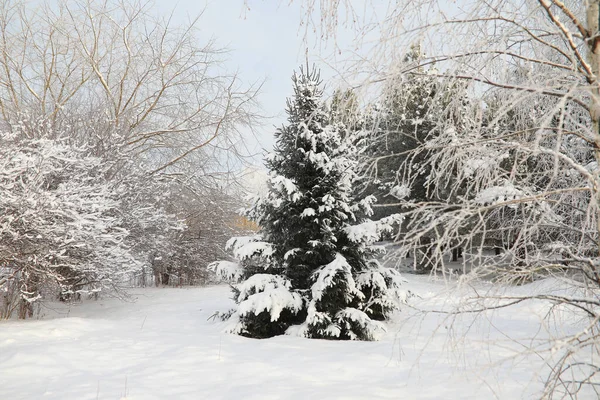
[2,0,600,399]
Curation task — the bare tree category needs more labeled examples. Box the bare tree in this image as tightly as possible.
[0,0,261,315]
[0,0,260,172]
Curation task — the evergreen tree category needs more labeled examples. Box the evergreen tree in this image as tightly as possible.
[210,67,407,340]
[359,47,469,219]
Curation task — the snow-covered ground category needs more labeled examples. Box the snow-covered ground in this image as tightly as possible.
[0,276,592,399]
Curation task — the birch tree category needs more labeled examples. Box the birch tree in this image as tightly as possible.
[294,0,600,397]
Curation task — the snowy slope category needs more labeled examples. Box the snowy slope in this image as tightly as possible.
[0,277,591,399]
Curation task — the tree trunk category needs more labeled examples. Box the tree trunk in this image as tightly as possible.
[587,1,600,260]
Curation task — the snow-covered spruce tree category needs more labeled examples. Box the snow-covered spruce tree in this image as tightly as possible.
[210,67,406,340]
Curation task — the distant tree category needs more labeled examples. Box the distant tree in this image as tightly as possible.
[329,88,361,129]
[351,48,472,268]
[210,67,407,340]
[149,185,240,287]
[358,48,468,216]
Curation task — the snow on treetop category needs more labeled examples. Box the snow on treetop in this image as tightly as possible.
[296,80,318,93]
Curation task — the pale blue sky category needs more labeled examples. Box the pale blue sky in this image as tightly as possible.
[150,1,308,152]
[153,0,356,158]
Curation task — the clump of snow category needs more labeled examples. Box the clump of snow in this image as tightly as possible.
[228,274,304,332]
[225,236,258,252]
[270,175,302,202]
[585,161,599,174]
[236,274,291,301]
[389,184,410,200]
[356,263,409,313]
[461,149,509,178]
[318,194,336,213]
[236,287,303,322]
[345,220,380,244]
[234,241,275,261]
[300,208,316,218]
[475,183,524,205]
[345,214,403,245]
[351,195,377,216]
[310,254,362,303]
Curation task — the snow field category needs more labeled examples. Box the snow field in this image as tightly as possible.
[0,277,592,399]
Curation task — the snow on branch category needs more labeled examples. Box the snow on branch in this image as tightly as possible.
[311,253,362,303]
[344,214,404,245]
[207,261,243,282]
[226,236,275,261]
[335,308,386,340]
[227,274,304,331]
[474,183,525,206]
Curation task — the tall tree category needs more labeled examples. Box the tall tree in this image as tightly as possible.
[211,67,406,340]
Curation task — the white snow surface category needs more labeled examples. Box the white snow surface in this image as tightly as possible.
[0,277,592,399]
